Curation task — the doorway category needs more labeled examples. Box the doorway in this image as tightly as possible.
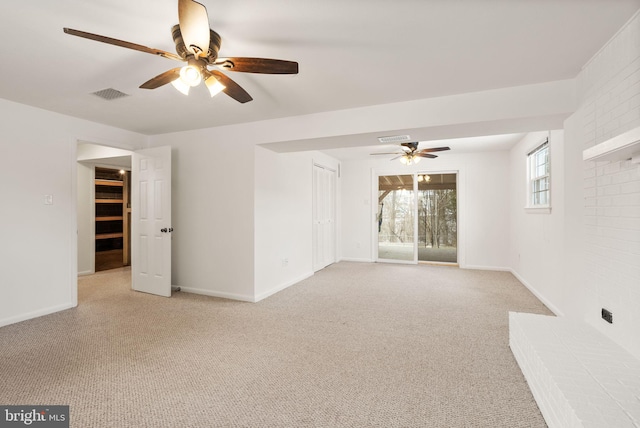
[94,167,131,272]
[77,143,133,276]
[76,142,173,297]
[377,172,457,264]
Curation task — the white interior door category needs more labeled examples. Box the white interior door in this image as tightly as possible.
[313,164,336,272]
[131,146,172,297]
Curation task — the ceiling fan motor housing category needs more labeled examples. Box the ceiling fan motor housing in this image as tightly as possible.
[172,24,221,63]
[401,142,419,152]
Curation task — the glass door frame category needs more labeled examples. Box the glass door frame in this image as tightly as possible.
[375,173,418,264]
[373,169,459,265]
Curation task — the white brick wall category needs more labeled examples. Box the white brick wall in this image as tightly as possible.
[578,10,640,359]
[578,10,640,145]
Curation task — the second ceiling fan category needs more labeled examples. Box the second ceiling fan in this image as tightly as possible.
[63,0,298,103]
[371,142,450,165]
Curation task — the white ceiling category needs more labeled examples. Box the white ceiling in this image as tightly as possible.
[0,0,638,155]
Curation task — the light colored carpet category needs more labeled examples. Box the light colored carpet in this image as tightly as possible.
[0,262,551,427]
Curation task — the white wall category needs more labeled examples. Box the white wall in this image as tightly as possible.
[149,132,256,301]
[508,130,567,316]
[573,11,640,358]
[340,150,511,270]
[254,147,339,301]
[0,98,146,327]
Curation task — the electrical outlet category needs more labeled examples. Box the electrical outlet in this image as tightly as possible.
[601,308,613,324]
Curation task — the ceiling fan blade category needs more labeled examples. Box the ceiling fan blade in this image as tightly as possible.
[215,57,299,74]
[139,68,182,89]
[206,70,253,103]
[390,155,406,161]
[63,28,183,62]
[416,153,438,159]
[370,152,404,155]
[178,0,210,57]
[418,146,451,153]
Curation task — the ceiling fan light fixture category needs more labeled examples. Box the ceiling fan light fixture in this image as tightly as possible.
[399,154,420,165]
[171,77,191,95]
[205,75,226,97]
[171,64,202,95]
[179,64,202,86]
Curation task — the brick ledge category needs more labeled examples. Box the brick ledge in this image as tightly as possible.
[509,312,640,428]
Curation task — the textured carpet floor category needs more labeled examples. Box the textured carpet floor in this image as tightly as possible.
[0,262,551,427]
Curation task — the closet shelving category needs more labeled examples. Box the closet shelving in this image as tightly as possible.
[95,167,130,269]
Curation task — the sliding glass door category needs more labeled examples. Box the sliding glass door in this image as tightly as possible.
[417,173,457,263]
[377,173,457,264]
[377,175,415,262]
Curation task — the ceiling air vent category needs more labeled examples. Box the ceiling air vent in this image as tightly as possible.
[92,88,130,101]
[378,135,411,144]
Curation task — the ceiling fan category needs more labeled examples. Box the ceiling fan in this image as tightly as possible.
[63,0,298,103]
[371,142,450,165]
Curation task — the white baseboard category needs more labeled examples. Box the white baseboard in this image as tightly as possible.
[77,270,94,277]
[180,271,315,303]
[509,269,564,317]
[462,264,511,271]
[178,287,255,303]
[339,257,374,263]
[254,271,314,303]
[0,302,76,328]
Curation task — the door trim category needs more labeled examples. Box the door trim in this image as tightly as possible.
[72,137,140,304]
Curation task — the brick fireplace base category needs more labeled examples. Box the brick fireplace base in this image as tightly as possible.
[509,312,640,427]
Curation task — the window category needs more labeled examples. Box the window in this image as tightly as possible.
[527,140,550,211]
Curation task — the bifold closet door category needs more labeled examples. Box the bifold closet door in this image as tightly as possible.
[313,164,336,272]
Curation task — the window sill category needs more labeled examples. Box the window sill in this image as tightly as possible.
[525,206,551,214]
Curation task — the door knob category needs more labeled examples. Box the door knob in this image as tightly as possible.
[161,228,167,233]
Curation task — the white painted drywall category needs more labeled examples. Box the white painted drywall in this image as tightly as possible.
[77,142,133,161]
[508,130,566,316]
[260,79,576,153]
[0,98,146,327]
[145,135,256,301]
[254,148,340,301]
